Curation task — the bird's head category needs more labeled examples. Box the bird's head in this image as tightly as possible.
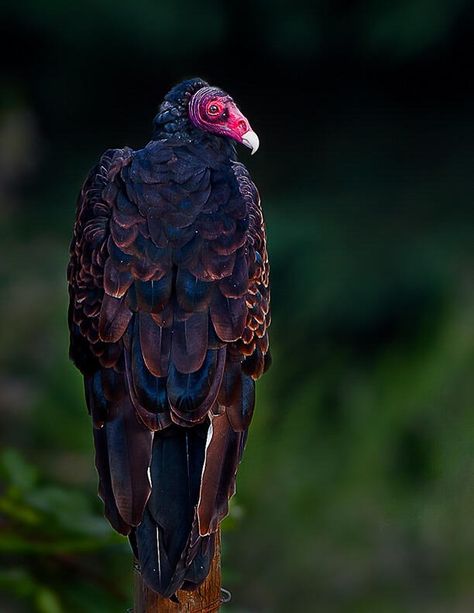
[188,86,259,155]
[154,78,259,154]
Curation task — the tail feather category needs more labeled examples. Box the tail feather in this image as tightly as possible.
[91,363,249,598]
[132,424,208,597]
[181,532,215,591]
[133,509,179,597]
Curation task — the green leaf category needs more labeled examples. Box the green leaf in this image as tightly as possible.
[1,448,38,491]
[36,587,62,613]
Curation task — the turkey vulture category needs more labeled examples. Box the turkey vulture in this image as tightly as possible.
[67,78,271,598]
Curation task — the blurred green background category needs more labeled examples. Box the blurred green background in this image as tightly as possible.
[1,1,474,611]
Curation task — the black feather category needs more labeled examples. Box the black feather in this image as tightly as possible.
[170,311,208,374]
[210,291,247,342]
[176,268,213,312]
[133,425,207,597]
[167,348,226,426]
[93,425,131,535]
[103,395,153,526]
[133,272,172,313]
[181,534,215,590]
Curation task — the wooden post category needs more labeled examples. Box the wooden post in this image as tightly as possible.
[133,531,222,613]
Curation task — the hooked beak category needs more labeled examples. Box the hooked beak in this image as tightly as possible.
[241,130,260,155]
[225,101,260,155]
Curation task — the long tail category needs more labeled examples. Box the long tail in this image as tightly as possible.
[130,414,247,598]
[131,424,210,597]
[88,353,254,598]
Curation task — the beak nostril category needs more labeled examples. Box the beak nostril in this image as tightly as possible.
[238,120,247,132]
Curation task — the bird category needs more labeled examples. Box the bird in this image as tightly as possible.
[67,77,271,599]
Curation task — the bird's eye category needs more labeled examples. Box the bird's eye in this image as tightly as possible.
[208,103,221,115]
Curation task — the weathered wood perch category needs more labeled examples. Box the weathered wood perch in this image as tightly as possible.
[133,531,222,612]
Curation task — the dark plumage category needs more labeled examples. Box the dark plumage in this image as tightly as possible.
[67,78,271,598]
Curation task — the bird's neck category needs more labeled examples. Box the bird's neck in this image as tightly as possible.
[152,118,236,161]
[151,91,236,161]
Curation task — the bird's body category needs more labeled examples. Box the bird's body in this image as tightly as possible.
[67,78,270,597]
